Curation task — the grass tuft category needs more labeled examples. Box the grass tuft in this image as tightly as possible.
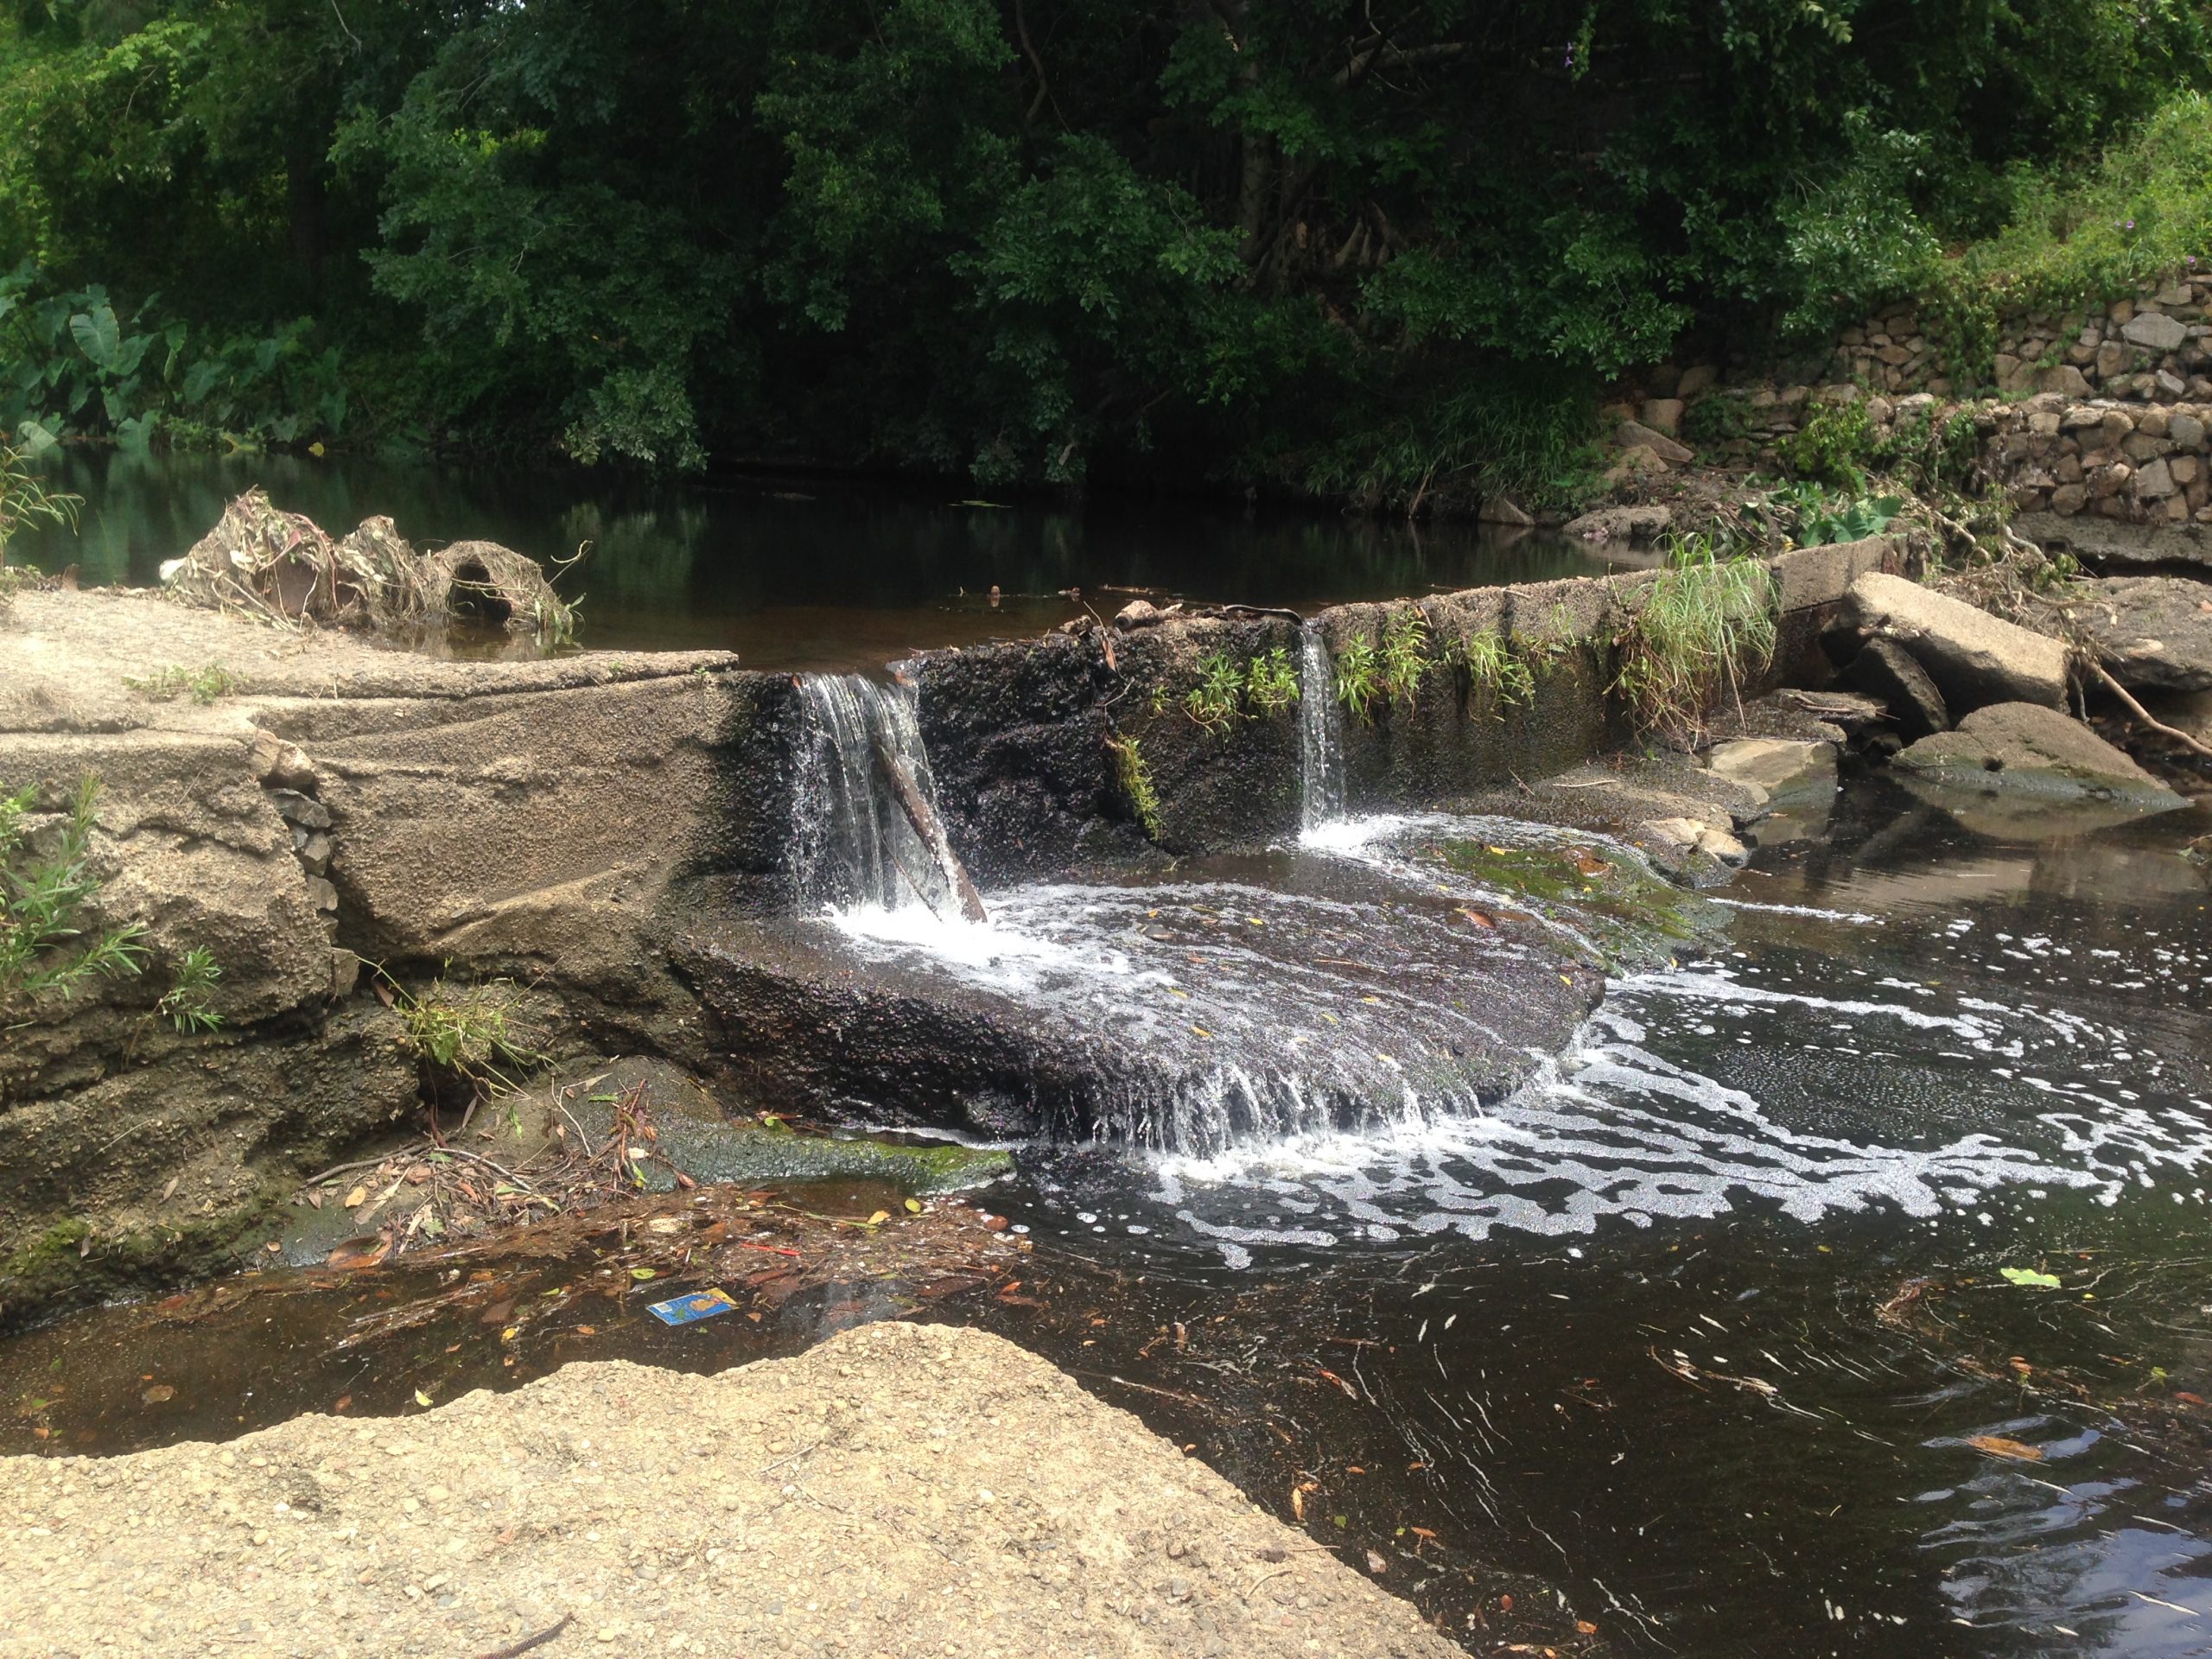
[1,775,148,1016]
[1106,733,1162,840]
[1611,535,1777,736]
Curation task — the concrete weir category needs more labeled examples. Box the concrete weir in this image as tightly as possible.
[0,535,1897,1316]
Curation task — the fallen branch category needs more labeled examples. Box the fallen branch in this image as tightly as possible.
[2088,660,2212,760]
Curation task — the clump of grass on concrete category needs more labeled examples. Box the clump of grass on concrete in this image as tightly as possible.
[1611,534,1777,735]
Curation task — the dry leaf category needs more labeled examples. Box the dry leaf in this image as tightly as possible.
[159,1176,179,1203]
[1966,1433,2044,1461]
[866,1210,890,1226]
[342,1186,367,1209]
[1290,1487,1305,1522]
[1364,1549,1388,1574]
[140,1384,175,1406]
[413,1389,433,1407]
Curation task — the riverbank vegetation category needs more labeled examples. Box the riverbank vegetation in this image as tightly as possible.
[2,1,2208,503]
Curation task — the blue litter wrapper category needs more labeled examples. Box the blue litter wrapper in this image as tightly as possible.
[646,1287,740,1325]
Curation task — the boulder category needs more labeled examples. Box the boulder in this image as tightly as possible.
[2012,513,2212,573]
[1639,398,1687,437]
[2123,312,2190,353]
[1616,419,1693,464]
[2078,575,2212,691]
[1845,571,2070,712]
[1894,702,2186,810]
[1702,736,1837,801]
[1561,504,1673,544]
[1842,636,1950,741]
[1478,495,1535,527]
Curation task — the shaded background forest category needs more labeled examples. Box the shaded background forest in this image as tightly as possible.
[3,0,2210,506]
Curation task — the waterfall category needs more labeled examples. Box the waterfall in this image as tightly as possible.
[1298,624,1346,831]
[792,674,982,921]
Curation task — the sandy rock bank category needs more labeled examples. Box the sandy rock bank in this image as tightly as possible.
[0,1322,1460,1659]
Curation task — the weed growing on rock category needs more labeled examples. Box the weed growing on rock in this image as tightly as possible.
[1245,647,1300,715]
[1105,733,1162,840]
[124,663,238,704]
[156,947,222,1033]
[390,973,545,1096]
[1457,629,1536,715]
[1770,482,1906,546]
[1184,651,1247,735]
[1611,534,1777,735]
[1334,637,1382,723]
[1379,611,1431,710]
[1,776,147,1017]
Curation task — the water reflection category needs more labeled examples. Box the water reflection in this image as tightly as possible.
[11,449,1619,670]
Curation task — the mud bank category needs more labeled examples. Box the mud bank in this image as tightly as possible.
[0,1320,1461,1659]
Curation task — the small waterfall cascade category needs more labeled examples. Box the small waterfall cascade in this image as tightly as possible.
[792,674,985,923]
[1297,623,1346,831]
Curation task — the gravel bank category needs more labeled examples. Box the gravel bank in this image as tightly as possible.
[0,1321,1461,1658]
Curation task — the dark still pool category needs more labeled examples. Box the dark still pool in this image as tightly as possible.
[7,449,1615,671]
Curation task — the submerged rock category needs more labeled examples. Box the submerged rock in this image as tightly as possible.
[1894,702,2187,811]
[564,1057,1011,1193]
[2079,575,2212,691]
[679,858,1605,1155]
[1702,736,1837,802]
[1846,571,2070,713]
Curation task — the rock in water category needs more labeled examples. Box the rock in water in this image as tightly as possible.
[1843,636,1951,741]
[1702,736,1837,801]
[2079,575,2212,692]
[1895,702,2186,810]
[1845,572,2070,713]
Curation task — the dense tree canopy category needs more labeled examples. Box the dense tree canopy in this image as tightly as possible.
[3,0,2207,502]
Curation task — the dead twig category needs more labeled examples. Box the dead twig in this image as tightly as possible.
[473,1613,572,1659]
[2088,660,2212,760]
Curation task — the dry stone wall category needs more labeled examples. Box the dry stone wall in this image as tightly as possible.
[1827,276,2212,402]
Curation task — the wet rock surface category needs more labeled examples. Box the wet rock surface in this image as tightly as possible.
[1895,701,2188,809]
[681,856,1605,1154]
[0,1321,1464,1659]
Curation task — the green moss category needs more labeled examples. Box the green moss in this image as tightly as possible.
[1422,836,1726,971]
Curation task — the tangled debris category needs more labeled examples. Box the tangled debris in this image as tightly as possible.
[160,487,574,642]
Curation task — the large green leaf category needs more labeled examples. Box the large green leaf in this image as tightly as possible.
[69,306,121,372]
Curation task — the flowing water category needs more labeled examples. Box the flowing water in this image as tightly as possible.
[8,582,2212,1654]
[1299,620,1347,830]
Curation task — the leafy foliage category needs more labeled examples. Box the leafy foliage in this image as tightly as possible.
[1770,483,1906,546]
[1184,651,1248,735]
[1333,636,1382,724]
[1244,646,1300,715]
[1,1,2207,485]
[1379,611,1431,710]
[0,435,76,559]
[156,944,221,1033]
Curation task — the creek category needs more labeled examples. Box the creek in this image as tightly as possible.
[10,463,2212,1655]
[7,759,2209,1654]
